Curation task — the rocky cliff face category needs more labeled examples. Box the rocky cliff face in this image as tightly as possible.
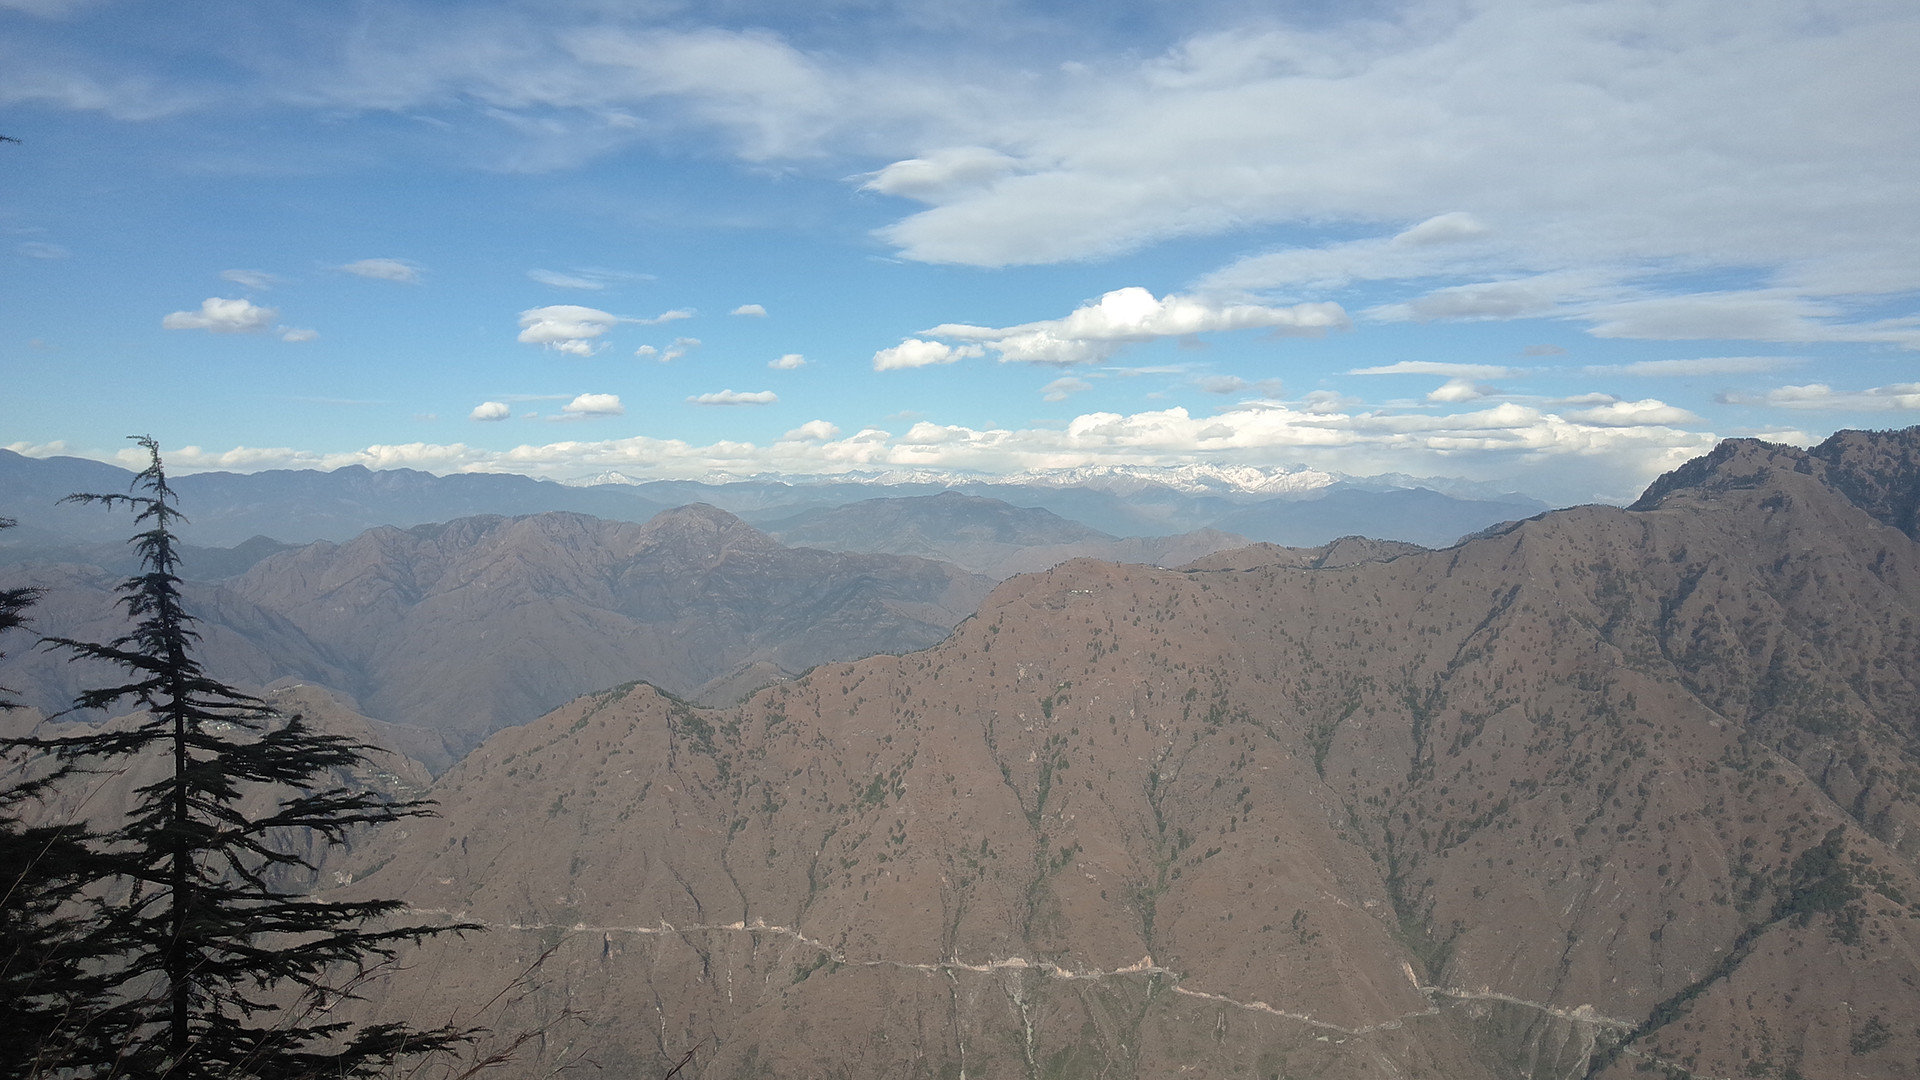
[334,431,1920,1080]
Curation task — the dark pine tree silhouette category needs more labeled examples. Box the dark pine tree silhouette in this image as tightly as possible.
[2,515,129,1079]
[7,438,476,1078]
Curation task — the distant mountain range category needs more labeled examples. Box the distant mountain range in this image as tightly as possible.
[0,506,993,770]
[0,448,1544,549]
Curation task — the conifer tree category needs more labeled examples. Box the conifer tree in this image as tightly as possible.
[2,516,118,1078]
[7,438,474,1078]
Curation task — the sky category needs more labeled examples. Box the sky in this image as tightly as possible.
[3,0,1917,505]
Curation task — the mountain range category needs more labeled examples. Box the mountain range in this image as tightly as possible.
[0,448,1544,550]
[306,427,1920,1079]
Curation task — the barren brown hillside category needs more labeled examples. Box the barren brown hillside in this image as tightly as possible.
[223,505,992,765]
[336,430,1920,1080]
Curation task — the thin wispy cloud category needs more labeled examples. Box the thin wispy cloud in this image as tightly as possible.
[339,258,421,283]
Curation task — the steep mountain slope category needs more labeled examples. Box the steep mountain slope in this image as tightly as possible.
[225,506,992,764]
[0,561,354,723]
[760,491,1250,579]
[336,431,1920,1080]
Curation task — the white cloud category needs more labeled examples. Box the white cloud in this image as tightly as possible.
[17,241,69,259]
[1744,383,1920,411]
[74,392,1722,503]
[339,258,420,283]
[873,338,981,371]
[1041,377,1092,402]
[162,297,278,334]
[561,392,624,416]
[1427,377,1495,403]
[220,268,279,290]
[871,6,1920,304]
[1585,356,1797,377]
[1301,390,1359,414]
[528,269,605,290]
[1393,212,1489,247]
[634,345,658,359]
[769,353,806,369]
[470,401,511,421]
[527,267,652,290]
[1563,399,1700,426]
[922,287,1347,366]
[518,305,621,352]
[783,420,840,441]
[1199,214,1502,296]
[1581,292,1839,342]
[1349,361,1512,378]
[688,389,778,406]
[731,303,767,317]
[279,327,318,343]
[1194,375,1248,395]
[863,147,1021,203]
[661,337,699,362]
[636,308,693,325]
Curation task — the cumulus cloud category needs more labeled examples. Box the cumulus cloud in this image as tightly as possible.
[1041,377,1092,402]
[637,308,693,325]
[731,303,767,317]
[921,288,1346,366]
[220,269,279,290]
[561,393,624,416]
[471,401,511,421]
[769,353,806,369]
[783,419,840,441]
[339,258,420,283]
[688,389,778,405]
[519,305,621,354]
[279,327,318,343]
[1349,361,1512,378]
[1585,356,1797,377]
[873,338,982,371]
[162,297,278,334]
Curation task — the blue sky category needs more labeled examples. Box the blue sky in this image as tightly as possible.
[3,0,1917,504]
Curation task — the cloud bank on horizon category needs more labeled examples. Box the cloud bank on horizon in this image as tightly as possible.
[2,0,1916,504]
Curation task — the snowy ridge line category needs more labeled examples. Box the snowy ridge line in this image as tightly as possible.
[402,908,1640,1037]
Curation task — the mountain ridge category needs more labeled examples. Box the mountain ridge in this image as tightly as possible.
[321,426,1920,1079]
